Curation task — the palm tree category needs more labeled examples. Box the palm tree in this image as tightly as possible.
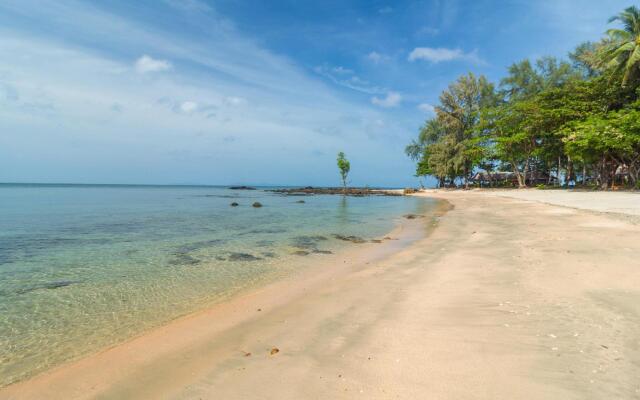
[601,6,640,86]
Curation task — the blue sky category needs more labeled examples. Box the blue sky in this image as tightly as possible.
[0,0,631,186]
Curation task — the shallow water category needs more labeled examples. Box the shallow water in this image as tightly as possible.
[0,184,436,386]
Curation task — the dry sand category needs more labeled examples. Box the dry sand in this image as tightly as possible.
[2,190,640,399]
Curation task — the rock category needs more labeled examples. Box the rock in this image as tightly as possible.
[252,202,263,208]
[332,234,366,244]
[168,253,201,266]
[292,250,310,256]
[295,200,306,203]
[15,280,80,294]
[291,235,328,250]
[270,347,280,355]
[267,187,403,197]
[229,186,256,190]
[312,249,333,254]
[403,214,424,219]
[403,187,419,194]
[230,202,239,207]
[227,252,262,261]
[370,239,383,243]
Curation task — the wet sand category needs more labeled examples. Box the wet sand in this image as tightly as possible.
[2,190,640,399]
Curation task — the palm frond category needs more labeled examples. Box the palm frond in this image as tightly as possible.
[623,45,640,85]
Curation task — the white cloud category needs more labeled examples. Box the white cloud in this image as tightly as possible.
[332,66,353,75]
[371,92,402,108]
[135,55,172,73]
[417,103,435,113]
[314,64,386,94]
[408,47,482,64]
[223,96,246,106]
[367,52,382,63]
[180,101,198,113]
[366,51,390,64]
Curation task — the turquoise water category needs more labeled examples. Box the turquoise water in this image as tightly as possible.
[0,184,435,386]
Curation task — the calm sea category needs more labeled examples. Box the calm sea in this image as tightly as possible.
[0,184,436,386]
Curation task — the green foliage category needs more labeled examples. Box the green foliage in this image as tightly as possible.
[336,152,350,190]
[599,6,640,86]
[405,6,640,190]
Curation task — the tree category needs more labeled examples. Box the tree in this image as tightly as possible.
[435,73,497,188]
[599,6,640,86]
[405,119,448,186]
[564,105,640,188]
[336,152,350,193]
[405,6,640,191]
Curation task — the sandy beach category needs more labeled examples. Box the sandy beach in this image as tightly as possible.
[2,189,640,399]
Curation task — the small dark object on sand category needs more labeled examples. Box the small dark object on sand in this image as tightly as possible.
[230,202,239,207]
[270,348,280,355]
[252,202,263,208]
[403,214,424,219]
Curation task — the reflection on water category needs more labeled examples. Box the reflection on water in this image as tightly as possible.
[0,184,437,386]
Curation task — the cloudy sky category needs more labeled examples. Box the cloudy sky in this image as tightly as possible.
[0,0,630,186]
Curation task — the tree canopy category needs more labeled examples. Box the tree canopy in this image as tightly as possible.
[406,6,640,190]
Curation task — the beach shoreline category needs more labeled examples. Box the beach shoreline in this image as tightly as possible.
[2,190,640,399]
[0,199,444,398]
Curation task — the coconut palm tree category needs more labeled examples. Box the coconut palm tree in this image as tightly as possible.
[601,6,640,86]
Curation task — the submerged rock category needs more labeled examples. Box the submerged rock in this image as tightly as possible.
[403,214,424,219]
[295,200,306,203]
[227,252,262,261]
[169,253,201,266]
[291,235,329,250]
[370,239,383,243]
[312,249,333,254]
[332,234,367,244]
[292,250,310,256]
[230,202,239,207]
[252,202,263,208]
[15,280,80,295]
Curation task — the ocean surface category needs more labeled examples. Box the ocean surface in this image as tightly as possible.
[0,184,436,386]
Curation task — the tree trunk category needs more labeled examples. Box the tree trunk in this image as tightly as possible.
[510,159,525,188]
[464,166,469,190]
[582,164,587,186]
[557,156,562,186]
[567,157,574,186]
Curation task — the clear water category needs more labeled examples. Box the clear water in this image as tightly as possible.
[0,184,436,386]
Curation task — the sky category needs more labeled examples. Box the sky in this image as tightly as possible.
[0,0,632,186]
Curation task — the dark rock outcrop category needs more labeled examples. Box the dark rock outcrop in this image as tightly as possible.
[229,186,256,190]
[267,187,403,197]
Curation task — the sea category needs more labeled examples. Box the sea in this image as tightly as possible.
[0,183,437,386]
